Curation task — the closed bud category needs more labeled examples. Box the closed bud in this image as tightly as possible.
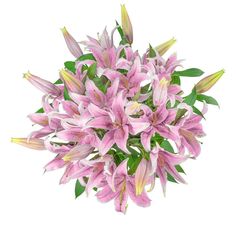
[59,69,85,94]
[121,4,133,44]
[11,138,45,150]
[24,72,61,96]
[195,69,225,93]
[61,27,83,58]
[155,37,176,56]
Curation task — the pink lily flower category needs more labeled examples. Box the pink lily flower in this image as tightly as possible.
[96,160,151,213]
[119,57,147,97]
[150,146,187,195]
[175,104,207,157]
[141,104,177,151]
[81,28,117,69]
[44,144,94,181]
[87,92,149,155]
[61,155,113,194]
[144,54,183,106]
[29,95,66,139]
[70,78,119,108]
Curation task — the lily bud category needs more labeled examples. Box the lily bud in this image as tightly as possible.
[121,4,133,44]
[24,72,61,96]
[61,27,83,58]
[59,69,85,94]
[195,69,225,93]
[155,37,176,56]
[11,138,45,150]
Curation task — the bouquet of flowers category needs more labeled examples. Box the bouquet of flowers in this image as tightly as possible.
[12,5,224,213]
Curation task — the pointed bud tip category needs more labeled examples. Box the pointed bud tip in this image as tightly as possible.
[23,71,31,80]
[60,27,68,34]
[218,69,225,75]
[11,137,18,143]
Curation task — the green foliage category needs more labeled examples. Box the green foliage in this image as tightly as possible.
[128,147,142,175]
[171,75,181,85]
[160,140,175,153]
[173,68,204,77]
[64,61,76,74]
[63,86,71,101]
[87,63,97,79]
[115,21,129,45]
[93,76,107,93]
[148,44,156,58]
[77,53,96,61]
[117,69,128,75]
[36,107,45,113]
[141,83,151,93]
[192,106,205,119]
[197,94,219,106]
[75,180,85,198]
[54,79,63,84]
[175,165,186,174]
[167,173,178,183]
[184,87,197,106]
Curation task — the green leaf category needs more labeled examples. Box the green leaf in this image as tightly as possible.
[63,86,71,101]
[151,133,164,145]
[116,21,125,38]
[197,94,219,106]
[36,107,45,113]
[77,53,96,61]
[64,61,76,74]
[82,64,89,72]
[171,75,181,85]
[115,21,129,45]
[141,83,151,93]
[119,49,126,59]
[167,173,177,183]
[117,69,128,75]
[175,165,185,174]
[87,63,97,79]
[128,147,142,175]
[92,76,106,93]
[149,44,156,58]
[173,68,204,77]
[75,180,85,198]
[184,87,197,106]
[192,106,205,119]
[54,79,63,84]
[160,140,175,153]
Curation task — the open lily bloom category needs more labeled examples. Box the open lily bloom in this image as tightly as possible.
[12,5,224,213]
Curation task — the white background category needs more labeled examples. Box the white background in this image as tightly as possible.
[0,0,235,235]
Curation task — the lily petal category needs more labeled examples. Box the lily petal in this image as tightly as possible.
[99,130,115,156]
